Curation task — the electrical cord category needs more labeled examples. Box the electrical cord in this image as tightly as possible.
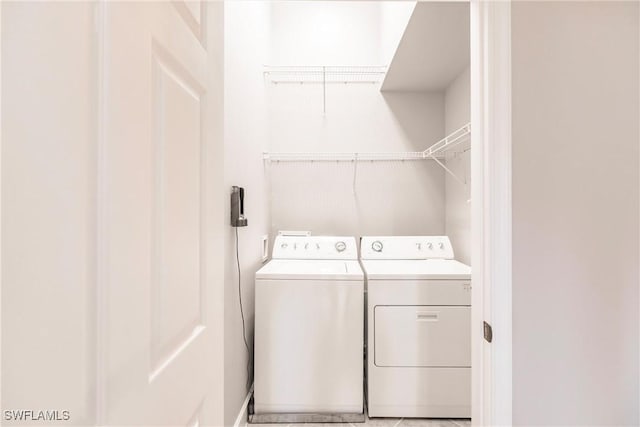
[235,226,252,391]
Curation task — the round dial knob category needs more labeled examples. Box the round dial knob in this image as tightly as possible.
[426,242,433,250]
[372,241,383,252]
[335,241,347,252]
[281,243,288,249]
[438,242,445,250]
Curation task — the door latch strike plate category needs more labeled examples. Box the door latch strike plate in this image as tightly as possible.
[483,321,493,343]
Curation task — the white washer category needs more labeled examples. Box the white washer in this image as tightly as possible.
[361,236,471,419]
[254,235,364,415]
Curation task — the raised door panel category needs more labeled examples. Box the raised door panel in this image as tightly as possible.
[173,0,206,46]
[150,45,205,378]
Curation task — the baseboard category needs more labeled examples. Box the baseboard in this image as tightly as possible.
[233,383,254,427]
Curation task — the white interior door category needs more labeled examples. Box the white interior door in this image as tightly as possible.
[98,2,224,425]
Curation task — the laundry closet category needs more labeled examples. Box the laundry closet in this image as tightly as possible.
[224,2,471,425]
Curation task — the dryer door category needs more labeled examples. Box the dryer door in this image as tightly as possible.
[374,305,471,367]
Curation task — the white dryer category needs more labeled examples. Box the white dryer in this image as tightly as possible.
[360,236,471,419]
[254,235,364,415]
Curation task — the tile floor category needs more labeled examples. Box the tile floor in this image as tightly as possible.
[252,415,471,427]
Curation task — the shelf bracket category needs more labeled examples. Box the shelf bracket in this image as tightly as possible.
[427,153,466,186]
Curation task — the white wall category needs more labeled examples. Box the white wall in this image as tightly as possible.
[1,2,95,424]
[380,1,415,66]
[444,66,470,264]
[223,3,271,426]
[268,88,445,237]
[270,1,383,66]
[511,2,639,424]
[267,1,446,238]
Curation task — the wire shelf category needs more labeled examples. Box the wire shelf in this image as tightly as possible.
[263,151,442,162]
[264,124,471,189]
[264,65,387,84]
[263,124,470,163]
[422,123,471,158]
[264,124,472,192]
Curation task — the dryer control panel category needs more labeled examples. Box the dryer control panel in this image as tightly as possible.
[360,236,454,260]
[272,235,358,260]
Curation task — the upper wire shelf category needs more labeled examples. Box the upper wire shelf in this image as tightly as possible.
[264,65,387,84]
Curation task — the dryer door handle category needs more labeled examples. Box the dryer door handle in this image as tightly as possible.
[416,311,439,322]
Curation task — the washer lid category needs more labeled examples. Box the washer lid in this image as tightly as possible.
[256,259,364,281]
[361,259,471,280]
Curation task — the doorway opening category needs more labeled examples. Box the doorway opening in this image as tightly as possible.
[224,1,512,426]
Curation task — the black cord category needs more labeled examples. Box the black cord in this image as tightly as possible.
[235,226,252,391]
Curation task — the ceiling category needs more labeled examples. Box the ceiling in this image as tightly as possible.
[381,2,470,92]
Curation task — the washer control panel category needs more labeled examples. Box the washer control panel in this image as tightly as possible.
[272,235,358,260]
[360,236,454,260]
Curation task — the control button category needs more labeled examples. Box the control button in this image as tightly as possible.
[304,243,309,250]
[281,243,288,249]
[416,243,422,250]
[426,242,433,250]
[438,242,444,250]
[335,241,347,252]
[294,243,297,250]
[372,241,383,252]
[316,243,320,250]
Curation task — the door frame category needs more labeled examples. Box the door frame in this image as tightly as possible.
[470,1,512,425]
